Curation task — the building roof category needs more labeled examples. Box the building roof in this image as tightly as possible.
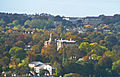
[34,64,46,69]
[57,39,76,43]
[30,61,43,66]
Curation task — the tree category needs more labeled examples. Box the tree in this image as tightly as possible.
[84,25,91,28]
[12,20,19,26]
[39,69,49,76]
[78,42,91,53]
[94,55,113,76]
[9,46,26,59]
[86,27,94,32]
[24,20,31,26]
[7,23,13,27]
[0,19,5,26]
[54,15,62,21]
[0,65,2,76]
[104,51,119,61]
[15,41,25,48]
[31,45,40,54]
[0,56,9,72]
[94,63,108,76]
[98,55,112,69]
[9,57,20,70]
[112,45,120,56]
[88,32,104,43]
[42,44,57,63]
[63,61,94,76]
[112,59,120,75]
[28,19,54,29]
[89,42,108,56]
[18,66,30,75]
[26,50,36,63]
[65,45,79,59]
[55,64,64,76]
[105,35,118,50]
[62,47,67,64]
[56,25,64,33]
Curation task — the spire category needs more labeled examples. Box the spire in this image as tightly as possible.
[49,33,53,44]
[50,33,52,39]
[49,33,52,41]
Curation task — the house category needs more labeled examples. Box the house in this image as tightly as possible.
[29,61,43,68]
[29,61,56,76]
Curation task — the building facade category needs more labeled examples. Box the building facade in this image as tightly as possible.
[44,33,76,51]
[29,61,56,76]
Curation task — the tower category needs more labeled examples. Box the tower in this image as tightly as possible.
[48,33,53,44]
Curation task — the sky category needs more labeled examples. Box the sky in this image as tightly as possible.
[0,0,120,17]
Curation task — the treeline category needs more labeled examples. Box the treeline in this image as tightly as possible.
[0,12,120,29]
[0,12,74,29]
[99,14,120,24]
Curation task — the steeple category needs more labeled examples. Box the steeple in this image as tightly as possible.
[49,33,53,44]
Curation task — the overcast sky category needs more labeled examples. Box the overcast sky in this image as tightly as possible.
[0,0,120,17]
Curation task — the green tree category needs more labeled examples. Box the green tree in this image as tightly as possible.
[39,69,49,76]
[18,66,30,75]
[15,41,25,48]
[55,64,64,76]
[26,50,36,63]
[98,56,112,69]
[112,45,120,56]
[9,46,26,59]
[78,42,91,53]
[12,20,19,26]
[56,25,64,33]
[31,45,40,54]
[89,43,108,56]
[112,59,120,75]
[104,51,119,61]
[0,19,5,27]
[24,20,31,26]
[105,35,118,50]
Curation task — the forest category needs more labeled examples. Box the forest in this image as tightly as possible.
[0,12,120,77]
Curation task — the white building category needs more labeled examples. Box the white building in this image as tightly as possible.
[29,61,56,76]
[29,61,43,68]
[56,38,76,51]
[44,33,76,51]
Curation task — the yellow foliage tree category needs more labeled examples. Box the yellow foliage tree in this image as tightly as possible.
[84,25,91,28]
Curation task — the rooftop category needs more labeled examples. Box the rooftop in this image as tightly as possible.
[57,39,76,43]
[30,61,43,65]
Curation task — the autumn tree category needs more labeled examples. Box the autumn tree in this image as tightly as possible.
[31,44,40,54]
[78,42,91,54]
[112,59,120,75]
[26,50,36,63]
[56,25,64,33]
[9,57,20,70]
[15,41,25,48]
[41,44,57,63]
[89,42,108,56]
